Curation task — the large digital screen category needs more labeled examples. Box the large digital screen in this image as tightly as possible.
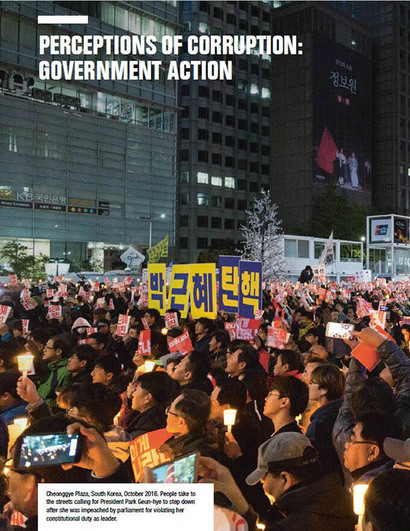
[313,37,372,195]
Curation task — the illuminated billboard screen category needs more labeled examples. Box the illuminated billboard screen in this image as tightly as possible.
[313,37,372,195]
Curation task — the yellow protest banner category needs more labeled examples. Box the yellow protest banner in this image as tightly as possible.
[148,263,167,315]
[147,234,169,263]
[189,263,217,319]
[168,264,191,318]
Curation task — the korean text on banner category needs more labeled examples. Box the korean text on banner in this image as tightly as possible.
[147,234,169,264]
[148,263,167,315]
[267,327,290,349]
[116,314,131,336]
[238,260,262,319]
[168,265,191,318]
[0,305,11,324]
[129,428,172,482]
[168,331,194,355]
[190,263,217,319]
[236,317,260,341]
[138,330,151,356]
[219,256,240,313]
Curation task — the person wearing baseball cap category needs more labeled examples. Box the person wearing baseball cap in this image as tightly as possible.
[384,436,410,469]
[199,432,355,530]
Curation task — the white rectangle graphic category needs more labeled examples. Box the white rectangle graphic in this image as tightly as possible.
[39,484,213,531]
[38,15,88,24]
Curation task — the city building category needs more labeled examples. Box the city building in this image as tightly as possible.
[0,0,178,271]
[177,0,274,262]
[270,1,372,232]
[330,1,410,217]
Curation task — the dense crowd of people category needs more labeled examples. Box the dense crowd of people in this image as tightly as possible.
[0,272,409,530]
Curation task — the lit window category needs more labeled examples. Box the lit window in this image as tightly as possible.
[197,193,208,206]
[211,176,222,187]
[262,87,271,99]
[250,83,259,95]
[199,22,210,34]
[197,172,209,184]
[225,177,235,189]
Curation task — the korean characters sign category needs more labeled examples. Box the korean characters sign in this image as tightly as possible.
[138,330,151,356]
[0,305,11,324]
[168,265,191,318]
[116,314,131,336]
[164,312,179,329]
[129,428,171,483]
[238,261,262,319]
[190,263,217,319]
[148,264,167,315]
[219,256,240,313]
[168,331,194,356]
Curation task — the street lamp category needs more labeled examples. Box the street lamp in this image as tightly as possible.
[139,214,166,247]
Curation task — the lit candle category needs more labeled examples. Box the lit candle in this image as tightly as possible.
[353,483,369,531]
[17,353,34,376]
[161,328,168,335]
[223,409,237,433]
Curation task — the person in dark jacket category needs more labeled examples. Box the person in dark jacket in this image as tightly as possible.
[298,265,313,284]
[333,326,410,487]
[128,371,180,439]
[199,432,356,531]
[264,376,308,437]
[171,351,213,395]
[66,344,97,386]
[160,388,219,460]
[306,363,345,478]
[194,317,214,356]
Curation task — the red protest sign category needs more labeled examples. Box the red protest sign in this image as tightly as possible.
[267,326,290,349]
[129,428,172,482]
[168,331,194,355]
[47,305,62,320]
[21,297,38,311]
[86,327,98,336]
[369,310,386,330]
[164,312,179,329]
[22,319,29,335]
[116,314,130,336]
[46,289,54,299]
[224,322,236,341]
[79,339,91,345]
[138,330,151,356]
[0,305,11,324]
[351,343,380,372]
[236,317,260,341]
[141,317,150,330]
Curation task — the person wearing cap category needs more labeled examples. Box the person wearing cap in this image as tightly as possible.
[199,432,356,530]
[384,435,410,470]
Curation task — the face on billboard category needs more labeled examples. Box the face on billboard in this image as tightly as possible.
[313,37,372,195]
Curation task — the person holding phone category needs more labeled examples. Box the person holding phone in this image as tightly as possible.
[6,414,132,531]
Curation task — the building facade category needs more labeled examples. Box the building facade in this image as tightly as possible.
[331,1,409,217]
[0,0,178,271]
[177,0,274,262]
[270,1,372,232]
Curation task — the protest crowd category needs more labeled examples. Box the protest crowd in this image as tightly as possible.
[0,264,409,531]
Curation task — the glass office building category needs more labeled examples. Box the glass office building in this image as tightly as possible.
[0,1,178,271]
